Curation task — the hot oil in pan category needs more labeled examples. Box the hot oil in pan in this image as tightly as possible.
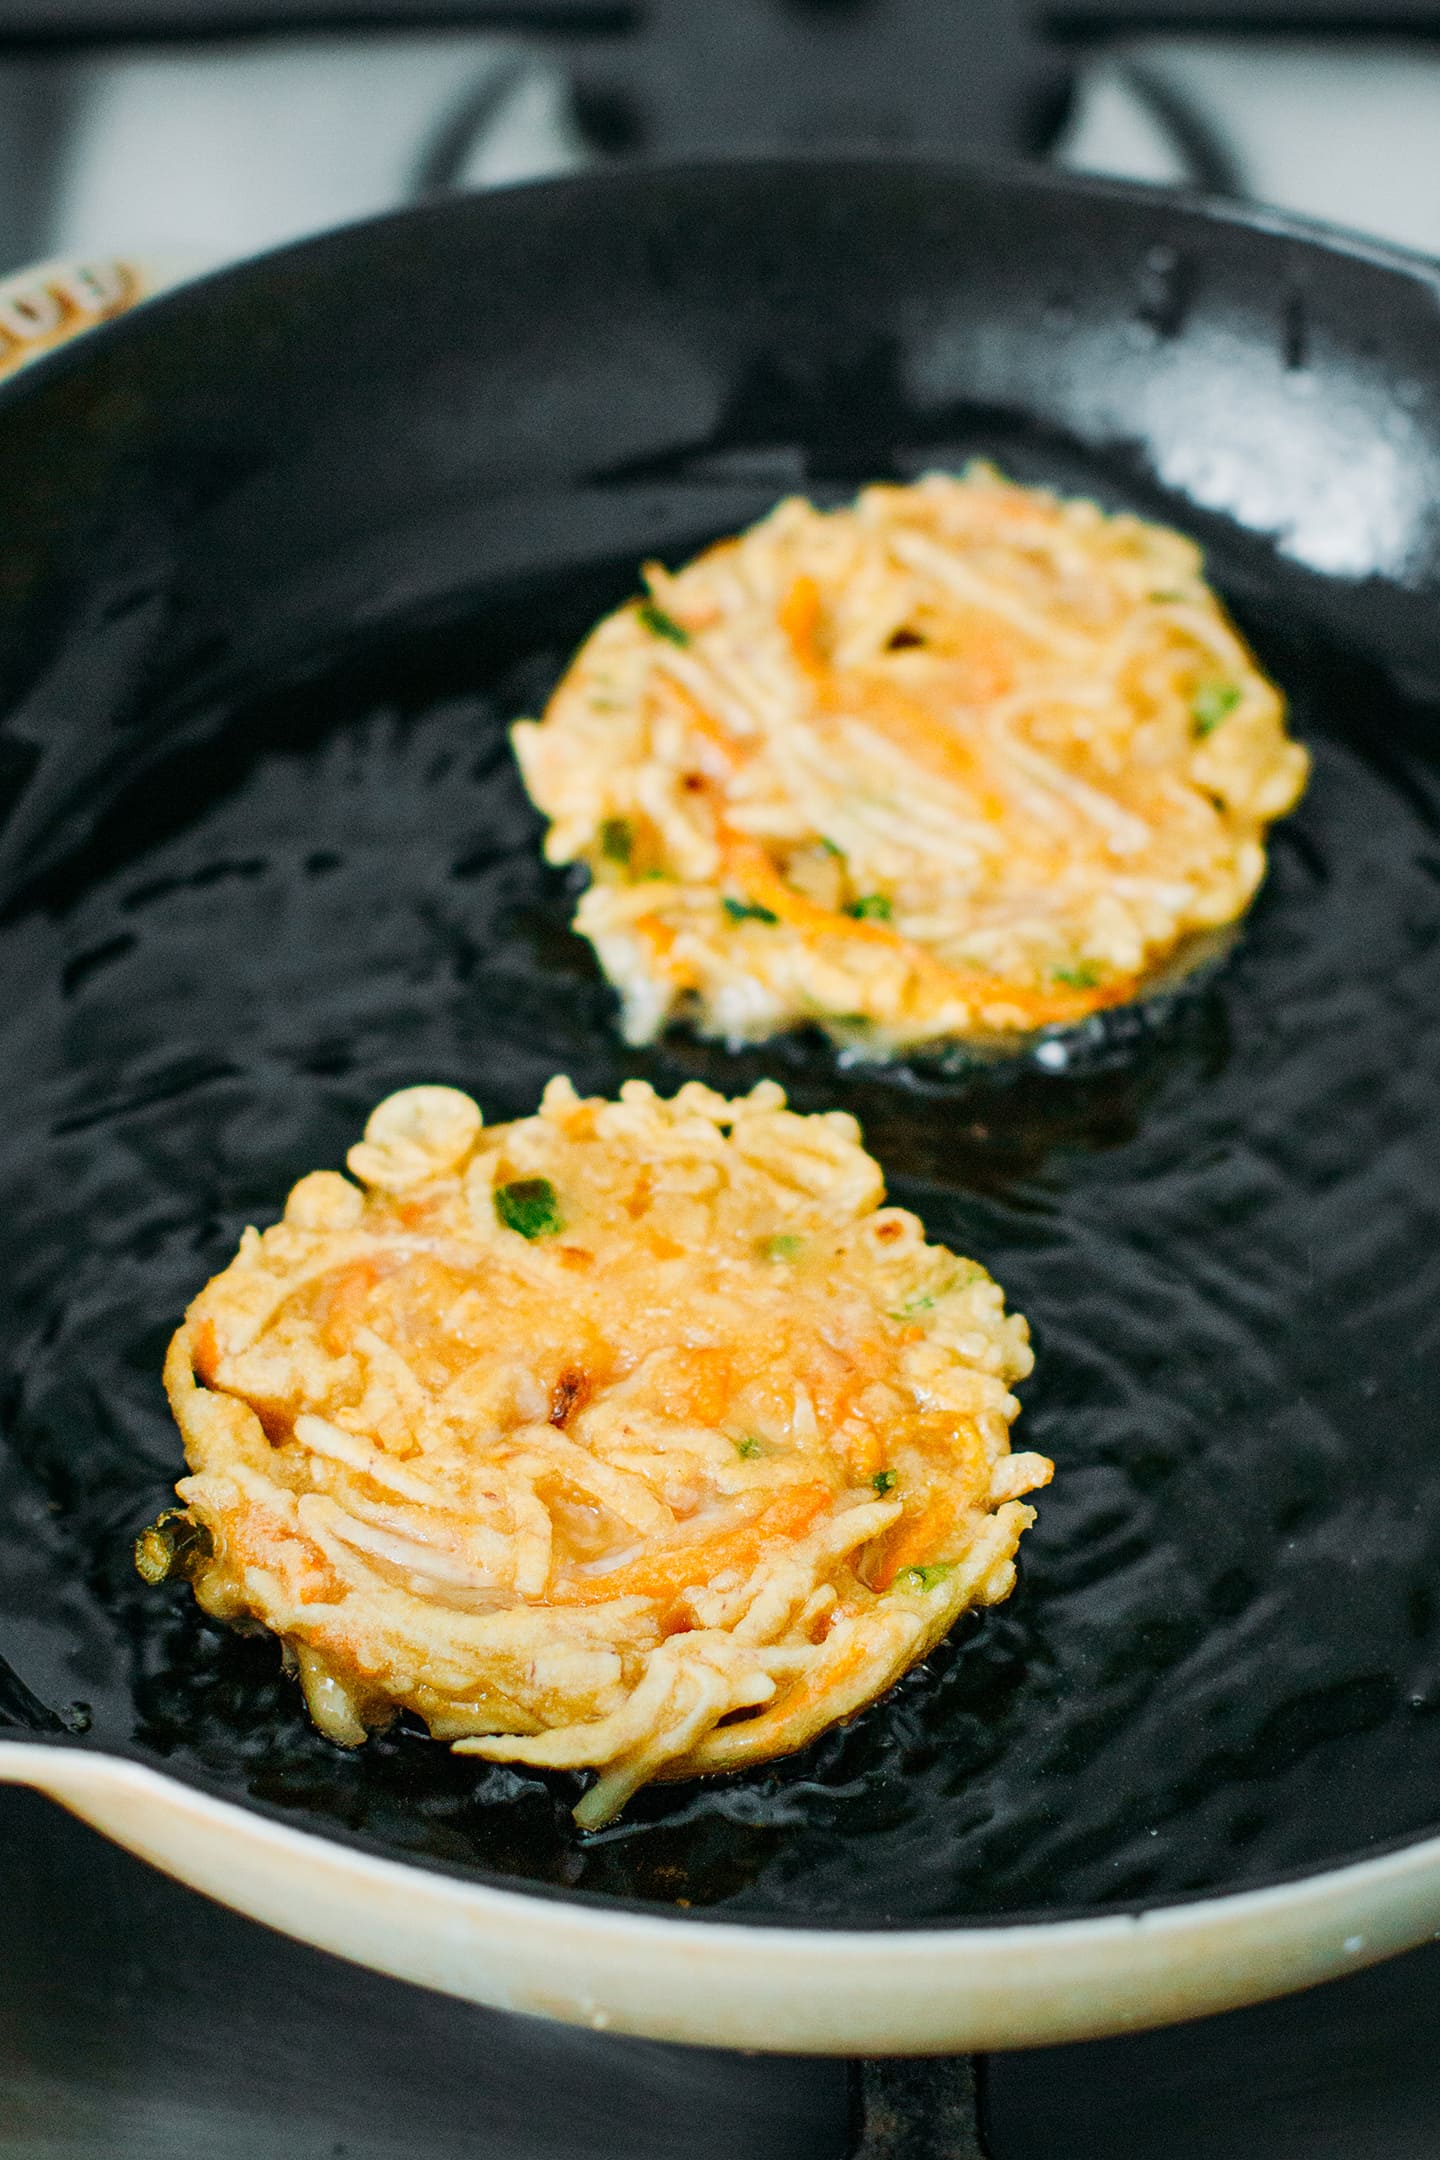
[5,530,1440,1926]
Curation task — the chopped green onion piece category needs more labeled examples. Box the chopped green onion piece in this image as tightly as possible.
[897,1561,954,1593]
[889,1292,935,1322]
[847,893,893,921]
[1052,961,1102,989]
[1192,681,1242,736]
[1150,588,1189,603]
[735,1434,765,1460]
[134,1509,213,1586]
[888,1262,983,1324]
[637,599,690,646]
[819,836,844,858]
[872,1469,897,1495]
[723,896,779,925]
[599,817,633,865]
[640,868,670,881]
[494,1177,564,1239]
[761,1234,804,1262]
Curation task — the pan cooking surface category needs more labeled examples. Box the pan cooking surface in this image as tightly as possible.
[2,162,1440,1926]
[4,462,1440,1925]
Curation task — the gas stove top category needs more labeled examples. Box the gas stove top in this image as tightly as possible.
[0,2,1436,276]
[5,7,1440,2156]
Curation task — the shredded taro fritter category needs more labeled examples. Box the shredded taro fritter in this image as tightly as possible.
[146,1079,1049,1824]
[513,467,1310,1057]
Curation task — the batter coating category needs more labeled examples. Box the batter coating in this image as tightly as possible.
[513,468,1309,1057]
[153,1079,1048,1825]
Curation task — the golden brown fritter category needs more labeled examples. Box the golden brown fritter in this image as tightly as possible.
[513,468,1309,1057]
[155,1078,1048,1824]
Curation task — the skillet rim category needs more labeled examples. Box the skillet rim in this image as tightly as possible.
[3,152,1440,1975]
[0,145,1438,428]
[6,1732,1440,2051]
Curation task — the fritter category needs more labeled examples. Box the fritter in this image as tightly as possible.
[151,1078,1048,1824]
[513,467,1309,1057]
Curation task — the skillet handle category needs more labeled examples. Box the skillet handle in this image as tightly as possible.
[0,255,184,384]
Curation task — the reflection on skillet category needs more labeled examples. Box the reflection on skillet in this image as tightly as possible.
[5,452,1440,1925]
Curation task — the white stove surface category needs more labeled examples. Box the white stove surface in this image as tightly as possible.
[1059,36,1440,257]
[45,31,585,272]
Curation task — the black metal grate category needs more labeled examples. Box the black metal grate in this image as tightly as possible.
[0,0,1431,185]
[2,0,1440,35]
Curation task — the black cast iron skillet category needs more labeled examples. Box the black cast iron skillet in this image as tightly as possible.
[4,156,1440,2047]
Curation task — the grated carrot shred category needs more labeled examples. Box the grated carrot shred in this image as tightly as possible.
[717,827,1137,1026]
[868,1491,961,1592]
[549,1480,833,1606]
